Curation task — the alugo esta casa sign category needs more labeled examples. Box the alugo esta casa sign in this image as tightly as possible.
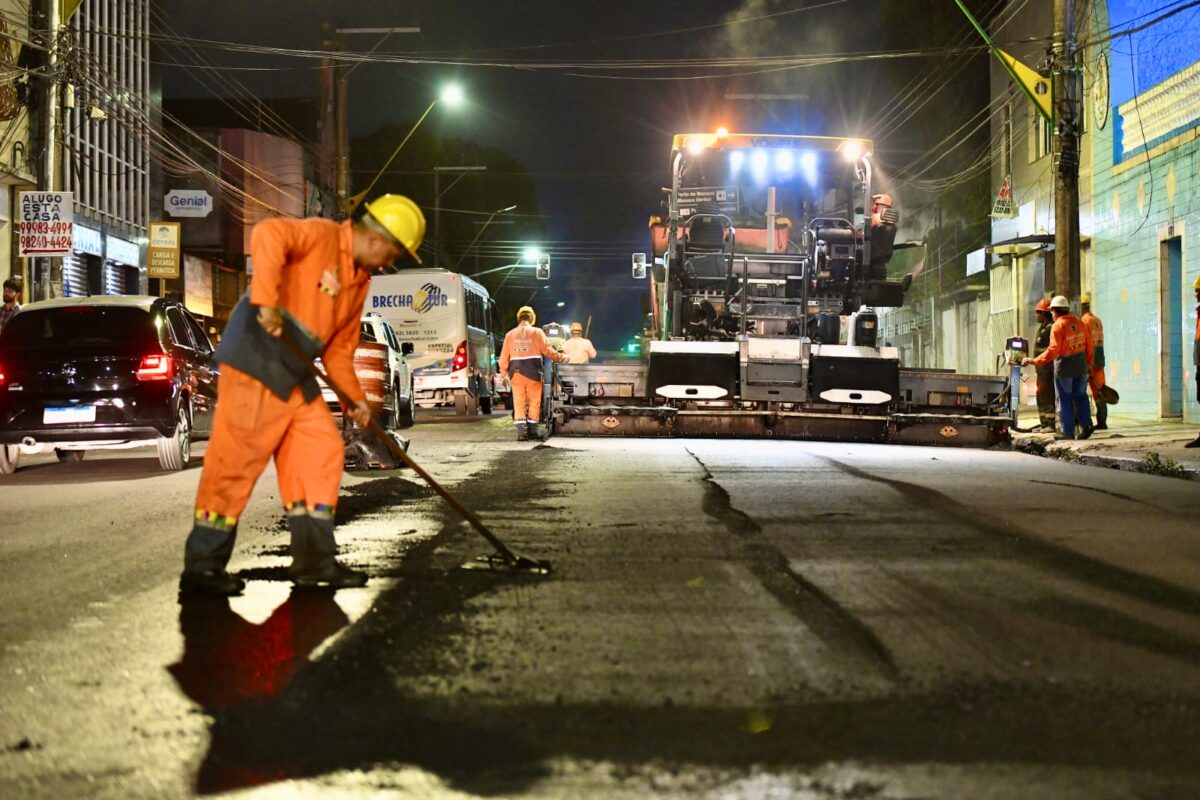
[18,191,74,257]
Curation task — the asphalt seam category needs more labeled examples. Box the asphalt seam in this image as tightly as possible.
[685,447,899,680]
[814,454,1200,618]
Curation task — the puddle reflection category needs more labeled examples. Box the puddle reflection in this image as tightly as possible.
[168,588,350,792]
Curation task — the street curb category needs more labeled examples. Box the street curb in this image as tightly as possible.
[1042,446,1200,482]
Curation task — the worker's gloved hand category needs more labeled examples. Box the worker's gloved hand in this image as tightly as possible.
[1020,357,1032,367]
[348,399,372,429]
[257,306,284,337]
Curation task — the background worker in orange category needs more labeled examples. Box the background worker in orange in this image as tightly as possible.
[1032,298,1057,432]
[562,321,597,364]
[180,195,425,596]
[1022,294,1094,441]
[1080,294,1108,430]
[498,306,569,441]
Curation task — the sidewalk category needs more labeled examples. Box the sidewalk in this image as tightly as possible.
[1011,414,1200,481]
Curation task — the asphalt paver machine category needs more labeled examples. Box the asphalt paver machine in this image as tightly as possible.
[554,132,1010,446]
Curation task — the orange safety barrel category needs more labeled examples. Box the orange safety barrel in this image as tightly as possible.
[352,341,389,411]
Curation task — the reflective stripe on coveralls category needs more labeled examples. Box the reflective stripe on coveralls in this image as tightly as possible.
[498,321,565,381]
[1032,313,1093,378]
[510,372,543,423]
[186,365,345,573]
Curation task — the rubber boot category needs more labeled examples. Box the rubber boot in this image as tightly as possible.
[287,511,367,589]
[1095,399,1108,430]
[180,523,245,596]
[516,421,528,442]
[527,422,541,441]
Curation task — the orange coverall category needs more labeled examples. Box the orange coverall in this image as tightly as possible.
[1081,310,1106,394]
[188,219,369,570]
[498,322,567,424]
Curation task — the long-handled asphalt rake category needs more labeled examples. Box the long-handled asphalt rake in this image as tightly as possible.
[280,334,552,575]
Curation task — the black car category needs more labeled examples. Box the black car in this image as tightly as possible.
[0,295,217,473]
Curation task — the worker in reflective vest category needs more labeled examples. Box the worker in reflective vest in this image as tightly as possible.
[1080,294,1107,430]
[499,305,569,441]
[1023,295,1094,440]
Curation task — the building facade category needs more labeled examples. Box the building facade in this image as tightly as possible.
[0,0,38,300]
[59,0,151,298]
[1086,1,1200,424]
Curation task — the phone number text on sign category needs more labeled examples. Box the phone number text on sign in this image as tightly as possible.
[18,191,74,257]
[20,233,73,252]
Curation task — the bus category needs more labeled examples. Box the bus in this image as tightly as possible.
[365,268,496,415]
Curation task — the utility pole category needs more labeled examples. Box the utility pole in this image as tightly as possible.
[1052,0,1081,298]
[331,26,420,220]
[33,0,61,300]
[319,24,337,199]
[333,28,349,220]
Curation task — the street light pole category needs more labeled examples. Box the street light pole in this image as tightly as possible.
[455,205,516,270]
[432,165,486,268]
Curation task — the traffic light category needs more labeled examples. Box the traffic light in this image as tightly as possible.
[535,253,550,280]
[631,252,647,279]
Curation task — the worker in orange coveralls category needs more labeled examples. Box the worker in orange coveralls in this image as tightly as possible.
[1080,294,1108,430]
[179,195,426,596]
[498,305,569,441]
[1022,295,1094,441]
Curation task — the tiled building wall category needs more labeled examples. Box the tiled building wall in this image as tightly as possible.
[1088,3,1200,423]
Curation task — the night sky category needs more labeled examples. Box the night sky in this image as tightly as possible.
[158,0,994,349]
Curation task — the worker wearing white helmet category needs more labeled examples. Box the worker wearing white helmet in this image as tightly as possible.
[499,306,569,441]
[1022,295,1095,441]
[562,321,597,365]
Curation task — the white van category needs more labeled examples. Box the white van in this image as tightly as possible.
[365,268,496,415]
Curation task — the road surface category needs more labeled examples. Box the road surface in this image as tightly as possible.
[1,413,1198,798]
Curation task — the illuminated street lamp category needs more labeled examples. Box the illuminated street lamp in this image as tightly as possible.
[468,246,547,280]
[346,84,466,215]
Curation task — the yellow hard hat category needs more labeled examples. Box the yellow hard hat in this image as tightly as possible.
[517,305,536,325]
[363,194,426,263]
[1080,293,1091,305]
[1194,274,1200,290]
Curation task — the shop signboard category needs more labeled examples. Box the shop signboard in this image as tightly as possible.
[148,222,181,279]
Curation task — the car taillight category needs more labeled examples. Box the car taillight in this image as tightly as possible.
[452,341,468,371]
[0,361,5,386]
[136,353,174,381]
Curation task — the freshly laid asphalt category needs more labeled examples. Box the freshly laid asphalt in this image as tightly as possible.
[1,409,1198,799]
